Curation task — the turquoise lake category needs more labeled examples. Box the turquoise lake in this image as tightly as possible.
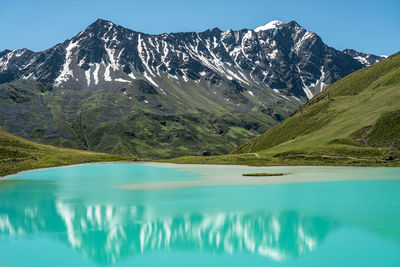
[0,163,400,266]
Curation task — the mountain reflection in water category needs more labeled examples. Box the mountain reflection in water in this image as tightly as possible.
[0,179,335,264]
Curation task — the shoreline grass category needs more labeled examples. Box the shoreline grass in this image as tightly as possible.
[0,129,135,177]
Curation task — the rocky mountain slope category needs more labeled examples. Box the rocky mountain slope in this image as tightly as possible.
[171,51,400,165]
[0,19,385,158]
[1,19,383,99]
[235,51,400,155]
[343,49,386,67]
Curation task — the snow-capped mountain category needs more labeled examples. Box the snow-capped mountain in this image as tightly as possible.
[0,19,386,157]
[0,19,385,100]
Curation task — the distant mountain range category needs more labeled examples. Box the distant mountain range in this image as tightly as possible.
[0,19,385,158]
[0,19,384,99]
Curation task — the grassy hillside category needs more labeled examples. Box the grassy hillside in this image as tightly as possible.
[0,77,297,159]
[169,52,400,166]
[0,128,132,177]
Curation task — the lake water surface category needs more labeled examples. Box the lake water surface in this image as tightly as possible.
[1,163,400,266]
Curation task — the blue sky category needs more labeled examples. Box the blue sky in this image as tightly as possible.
[1,0,399,55]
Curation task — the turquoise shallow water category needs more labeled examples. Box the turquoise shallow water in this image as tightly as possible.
[0,163,400,266]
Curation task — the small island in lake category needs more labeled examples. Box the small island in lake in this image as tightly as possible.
[242,173,289,177]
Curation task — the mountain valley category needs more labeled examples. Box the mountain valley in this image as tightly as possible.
[0,19,385,158]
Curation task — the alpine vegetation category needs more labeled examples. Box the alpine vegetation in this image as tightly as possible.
[0,19,384,158]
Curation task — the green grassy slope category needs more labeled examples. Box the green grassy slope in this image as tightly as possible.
[0,77,297,159]
[169,52,400,166]
[0,129,132,177]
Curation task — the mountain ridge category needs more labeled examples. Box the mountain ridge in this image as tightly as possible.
[169,51,400,165]
[0,19,386,158]
[0,18,384,99]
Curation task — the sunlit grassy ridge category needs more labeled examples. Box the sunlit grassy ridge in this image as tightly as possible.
[0,129,132,176]
[169,52,400,166]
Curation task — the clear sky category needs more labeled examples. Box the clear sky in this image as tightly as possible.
[1,0,399,55]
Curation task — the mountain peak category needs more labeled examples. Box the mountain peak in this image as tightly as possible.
[288,20,301,27]
[254,20,284,32]
[77,18,121,39]
[82,19,117,33]
[91,18,115,27]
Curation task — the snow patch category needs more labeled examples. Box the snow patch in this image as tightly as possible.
[138,34,156,77]
[318,66,326,92]
[255,20,284,32]
[182,75,189,82]
[213,36,219,49]
[93,63,100,85]
[54,40,79,86]
[143,72,158,88]
[21,57,36,70]
[301,80,314,99]
[267,49,279,60]
[128,72,136,79]
[104,46,118,70]
[355,56,369,65]
[294,31,314,52]
[300,79,314,99]
[226,69,249,85]
[296,65,314,99]
[221,29,233,41]
[104,65,112,81]
[167,73,179,80]
[14,50,25,57]
[115,78,131,83]
[273,89,290,100]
